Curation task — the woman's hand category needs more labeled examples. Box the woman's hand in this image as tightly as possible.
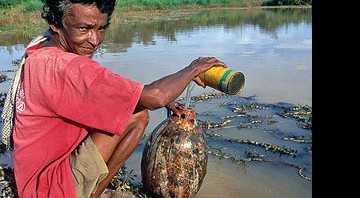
[188,57,228,88]
[165,101,184,116]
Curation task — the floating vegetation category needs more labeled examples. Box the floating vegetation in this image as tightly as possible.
[208,147,267,168]
[208,147,231,160]
[208,145,312,181]
[276,104,312,129]
[220,113,247,119]
[245,149,266,159]
[199,119,232,129]
[283,135,312,144]
[184,93,312,181]
[0,164,17,198]
[231,102,266,112]
[101,165,151,198]
[0,93,7,107]
[178,92,227,105]
[0,143,6,154]
[108,166,139,193]
[205,131,223,138]
[298,167,312,181]
[0,75,7,83]
[11,59,21,67]
[198,113,276,130]
[0,70,16,73]
[232,154,267,165]
[226,138,297,157]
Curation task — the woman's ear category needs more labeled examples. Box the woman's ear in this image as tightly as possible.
[49,24,60,34]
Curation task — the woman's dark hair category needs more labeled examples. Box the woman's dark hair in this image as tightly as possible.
[41,0,116,28]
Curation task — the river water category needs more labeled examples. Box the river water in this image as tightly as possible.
[0,7,312,197]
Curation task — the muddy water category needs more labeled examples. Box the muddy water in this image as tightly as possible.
[0,7,312,197]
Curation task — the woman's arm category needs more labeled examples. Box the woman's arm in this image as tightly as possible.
[137,57,227,111]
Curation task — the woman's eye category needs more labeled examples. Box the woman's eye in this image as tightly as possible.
[76,26,91,32]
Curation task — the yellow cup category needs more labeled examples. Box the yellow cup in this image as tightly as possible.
[199,67,245,95]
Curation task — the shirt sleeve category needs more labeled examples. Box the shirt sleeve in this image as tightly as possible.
[57,56,144,136]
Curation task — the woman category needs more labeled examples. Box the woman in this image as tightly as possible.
[4,0,227,197]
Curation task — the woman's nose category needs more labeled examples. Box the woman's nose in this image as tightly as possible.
[88,29,100,46]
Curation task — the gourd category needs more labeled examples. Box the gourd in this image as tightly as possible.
[141,109,208,198]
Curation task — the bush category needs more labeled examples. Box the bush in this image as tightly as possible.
[24,0,43,11]
[0,0,43,11]
[263,0,312,5]
[0,0,22,8]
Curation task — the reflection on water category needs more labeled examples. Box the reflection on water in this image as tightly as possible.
[0,7,312,197]
[104,8,312,52]
[0,8,312,51]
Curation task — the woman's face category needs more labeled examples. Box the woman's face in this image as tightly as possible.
[51,3,108,58]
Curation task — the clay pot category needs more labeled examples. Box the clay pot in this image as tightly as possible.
[141,108,208,198]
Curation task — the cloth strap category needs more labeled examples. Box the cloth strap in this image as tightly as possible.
[1,31,50,149]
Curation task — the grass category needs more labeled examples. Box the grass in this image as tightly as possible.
[0,0,267,30]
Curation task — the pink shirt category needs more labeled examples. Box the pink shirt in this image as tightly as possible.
[13,45,143,197]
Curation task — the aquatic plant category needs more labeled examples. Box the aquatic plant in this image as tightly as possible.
[226,138,297,157]
[0,164,17,198]
[278,104,312,129]
[0,93,7,107]
[0,75,7,83]
[283,135,312,143]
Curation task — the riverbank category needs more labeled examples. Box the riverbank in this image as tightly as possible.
[0,1,311,32]
[0,4,311,46]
